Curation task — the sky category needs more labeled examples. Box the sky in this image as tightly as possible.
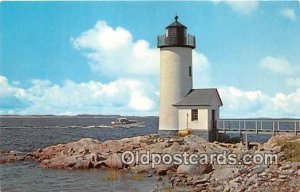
[0,1,300,118]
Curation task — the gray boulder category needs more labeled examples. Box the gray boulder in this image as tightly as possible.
[177,163,212,175]
[211,168,239,181]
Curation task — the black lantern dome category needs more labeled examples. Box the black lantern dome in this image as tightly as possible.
[157,16,195,49]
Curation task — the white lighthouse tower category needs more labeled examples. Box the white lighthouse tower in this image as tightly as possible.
[157,16,196,134]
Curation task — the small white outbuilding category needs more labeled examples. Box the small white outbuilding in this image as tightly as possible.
[173,89,223,132]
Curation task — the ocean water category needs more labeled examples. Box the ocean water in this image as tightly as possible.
[0,116,159,192]
[0,116,158,152]
[1,161,158,192]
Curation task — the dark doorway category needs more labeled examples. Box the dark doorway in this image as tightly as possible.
[212,109,216,129]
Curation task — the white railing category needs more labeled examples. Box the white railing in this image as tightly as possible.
[157,34,195,48]
[216,119,300,134]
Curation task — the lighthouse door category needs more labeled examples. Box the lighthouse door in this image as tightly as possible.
[212,109,216,130]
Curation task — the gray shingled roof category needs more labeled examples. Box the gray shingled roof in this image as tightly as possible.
[173,89,223,106]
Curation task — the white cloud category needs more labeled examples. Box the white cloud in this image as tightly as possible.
[72,21,159,80]
[128,92,155,111]
[193,51,211,87]
[0,76,157,115]
[212,0,259,15]
[73,21,132,51]
[219,86,265,117]
[3,74,299,118]
[72,20,210,83]
[0,76,26,98]
[259,55,295,75]
[219,86,300,118]
[281,8,296,21]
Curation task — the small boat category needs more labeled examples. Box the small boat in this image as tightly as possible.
[83,125,96,129]
[111,118,144,128]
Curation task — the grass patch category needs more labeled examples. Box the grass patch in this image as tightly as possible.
[275,135,300,146]
[284,142,300,162]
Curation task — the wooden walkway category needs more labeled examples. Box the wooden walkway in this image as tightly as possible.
[216,119,300,135]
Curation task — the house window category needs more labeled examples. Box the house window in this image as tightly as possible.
[191,109,198,121]
[189,66,192,77]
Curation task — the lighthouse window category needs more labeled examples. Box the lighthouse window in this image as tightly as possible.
[189,66,192,77]
[191,109,198,121]
[168,28,177,37]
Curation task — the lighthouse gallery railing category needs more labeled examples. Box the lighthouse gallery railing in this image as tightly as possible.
[157,34,195,48]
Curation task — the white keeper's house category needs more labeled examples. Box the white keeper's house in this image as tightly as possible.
[157,16,223,141]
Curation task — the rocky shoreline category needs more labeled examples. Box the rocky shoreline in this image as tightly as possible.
[1,134,300,191]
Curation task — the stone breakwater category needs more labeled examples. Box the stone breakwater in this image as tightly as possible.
[1,134,300,192]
